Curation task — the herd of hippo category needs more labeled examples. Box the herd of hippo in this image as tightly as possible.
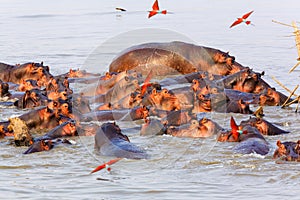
[1,41,299,165]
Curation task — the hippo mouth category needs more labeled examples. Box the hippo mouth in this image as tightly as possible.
[199,100,211,111]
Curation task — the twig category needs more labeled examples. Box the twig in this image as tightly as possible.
[285,95,300,107]
[271,76,298,97]
[254,106,264,118]
[272,20,296,28]
[281,84,299,108]
[289,61,300,73]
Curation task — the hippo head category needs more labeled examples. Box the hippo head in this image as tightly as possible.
[23,140,53,154]
[129,91,143,108]
[60,120,77,137]
[19,79,39,92]
[217,117,245,142]
[131,106,149,120]
[140,118,167,136]
[20,89,47,109]
[259,88,281,106]
[217,130,236,142]
[199,117,223,136]
[97,122,129,145]
[0,82,10,97]
[72,93,91,114]
[213,51,235,67]
[195,93,212,112]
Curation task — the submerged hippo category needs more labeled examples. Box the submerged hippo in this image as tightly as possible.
[217,117,269,155]
[95,122,148,159]
[273,140,300,161]
[240,116,289,136]
[109,41,245,77]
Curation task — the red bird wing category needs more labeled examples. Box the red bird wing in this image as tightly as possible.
[152,0,159,10]
[148,11,158,18]
[242,10,254,19]
[230,116,238,132]
[230,19,242,28]
[90,158,122,174]
[141,69,153,96]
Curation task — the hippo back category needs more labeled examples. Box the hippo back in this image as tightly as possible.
[109,41,244,77]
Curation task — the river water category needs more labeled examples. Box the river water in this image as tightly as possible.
[1,0,300,199]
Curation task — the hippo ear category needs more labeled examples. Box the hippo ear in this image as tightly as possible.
[41,61,43,66]
[276,140,282,147]
[46,106,52,113]
[230,116,238,132]
[200,117,207,124]
[152,88,157,94]
[256,118,262,124]
[261,71,265,76]
[142,105,149,111]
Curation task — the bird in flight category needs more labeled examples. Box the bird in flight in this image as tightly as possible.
[230,11,254,28]
[116,7,126,12]
[148,0,167,18]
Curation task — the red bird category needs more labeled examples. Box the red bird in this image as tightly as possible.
[230,11,254,28]
[148,0,167,18]
[90,158,122,174]
[230,116,247,142]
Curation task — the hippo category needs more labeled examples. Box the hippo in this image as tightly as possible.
[224,89,261,104]
[95,122,148,159]
[140,118,167,136]
[112,91,143,109]
[142,88,181,111]
[23,138,73,154]
[217,117,269,155]
[159,71,223,87]
[164,118,224,138]
[0,62,52,85]
[80,71,128,96]
[80,106,149,122]
[18,79,40,92]
[90,77,140,104]
[109,41,244,77]
[35,120,77,141]
[193,93,253,114]
[14,89,48,109]
[18,106,59,130]
[273,140,300,161]
[217,69,290,105]
[240,116,290,135]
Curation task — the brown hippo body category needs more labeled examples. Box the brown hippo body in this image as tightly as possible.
[273,140,300,161]
[166,118,223,138]
[240,117,289,136]
[23,138,73,154]
[0,62,52,85]
[109,41,244,77]
[217,117,269,155]
[80,106,149,122]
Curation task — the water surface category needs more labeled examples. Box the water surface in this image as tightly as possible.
[1,0,300,199]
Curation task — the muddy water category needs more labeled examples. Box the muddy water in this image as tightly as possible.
[1,0,300,199]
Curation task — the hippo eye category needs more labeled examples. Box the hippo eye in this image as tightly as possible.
[191,120,198,125]
[201,118,207,123]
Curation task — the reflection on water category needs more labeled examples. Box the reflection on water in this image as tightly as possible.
[1,0,300,199]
